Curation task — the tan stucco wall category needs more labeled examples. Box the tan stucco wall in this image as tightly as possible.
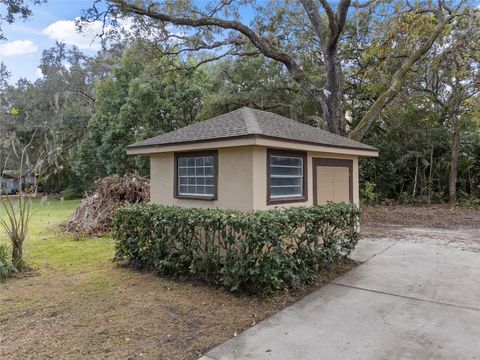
[150,146,254,211]
[149,145,360,211]
[251,147,359,210]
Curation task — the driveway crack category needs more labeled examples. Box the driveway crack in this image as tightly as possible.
[330,282,480,312]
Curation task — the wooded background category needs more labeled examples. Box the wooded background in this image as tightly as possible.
[1,0,479,205]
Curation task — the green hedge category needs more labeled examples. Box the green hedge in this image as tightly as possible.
[113,203,360,293]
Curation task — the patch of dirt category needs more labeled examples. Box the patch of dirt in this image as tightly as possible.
[0,259,355,360]
[361,205,480,251]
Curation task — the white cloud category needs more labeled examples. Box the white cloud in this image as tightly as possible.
[35,68,43,79]
[42,19,103,51]
[41,18,138,51]
[0,40,38,56]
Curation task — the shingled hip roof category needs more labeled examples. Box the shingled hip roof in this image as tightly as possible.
[127,107,377,152]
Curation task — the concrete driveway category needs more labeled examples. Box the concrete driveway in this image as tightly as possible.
[202,239,480,360]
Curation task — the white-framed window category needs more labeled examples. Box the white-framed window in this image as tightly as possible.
[176,152,217,199]
[268,151,306,202]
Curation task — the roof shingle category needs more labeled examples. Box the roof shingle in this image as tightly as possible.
[127,107,377,152]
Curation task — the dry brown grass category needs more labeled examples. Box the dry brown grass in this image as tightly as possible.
[0,260,354,360]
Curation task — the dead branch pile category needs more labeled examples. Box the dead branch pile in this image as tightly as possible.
[64,173,150,236]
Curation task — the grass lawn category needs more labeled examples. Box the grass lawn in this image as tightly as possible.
[22,199,114,271]
[0,199,354,360]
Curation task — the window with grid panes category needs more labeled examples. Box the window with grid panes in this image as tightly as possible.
[176,153,216,198]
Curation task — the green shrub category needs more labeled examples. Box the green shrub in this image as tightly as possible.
[113,203,360,294]
[0,243,16,280]
[361,181,377,205]
[61,186,84,200]
[458,190,480,209]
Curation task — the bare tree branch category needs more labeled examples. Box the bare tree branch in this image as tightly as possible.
[110,0,330,125]
[352,0,381,9]
[299,0,326,44]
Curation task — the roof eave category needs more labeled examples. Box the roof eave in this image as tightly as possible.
[126,134,379,157]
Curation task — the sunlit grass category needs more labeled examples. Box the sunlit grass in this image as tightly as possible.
[0,198,114,273]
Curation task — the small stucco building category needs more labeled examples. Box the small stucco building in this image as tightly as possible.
[127,107,378,211]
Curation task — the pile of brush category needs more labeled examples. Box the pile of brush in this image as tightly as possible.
[64,173,150,237]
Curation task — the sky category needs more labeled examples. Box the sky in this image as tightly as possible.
[0,0,259,84]
[0,0,104,83]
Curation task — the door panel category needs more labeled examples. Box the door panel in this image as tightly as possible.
[314,160,352,204]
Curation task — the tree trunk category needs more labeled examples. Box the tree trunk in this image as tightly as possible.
[449,114,460,205]
[413,156,419,198]
[12,239,23,270]
[428,146,434,205]
[324,51,345,135]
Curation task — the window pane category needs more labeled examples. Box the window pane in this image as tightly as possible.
[271,177,302,187]
[196,156,205,166]
[271,156,302,167]
[205,157,214,166]
[178,158,187,167]
[205,166,213,176]
[270,166,303,176]
[178,167,187,176]
[271,186,302,197]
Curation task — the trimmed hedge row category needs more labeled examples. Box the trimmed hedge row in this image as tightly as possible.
[113,203,360,293]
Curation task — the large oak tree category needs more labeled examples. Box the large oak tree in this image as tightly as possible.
[87,0,469,140]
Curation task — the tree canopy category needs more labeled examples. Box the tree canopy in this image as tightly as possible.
[0,0,479,204]
[84,0,475,141]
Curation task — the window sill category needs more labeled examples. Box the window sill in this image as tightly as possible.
[175,195,217,201]
[267,196,307,205]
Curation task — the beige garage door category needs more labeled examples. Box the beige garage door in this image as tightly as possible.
[314,159,352,205]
